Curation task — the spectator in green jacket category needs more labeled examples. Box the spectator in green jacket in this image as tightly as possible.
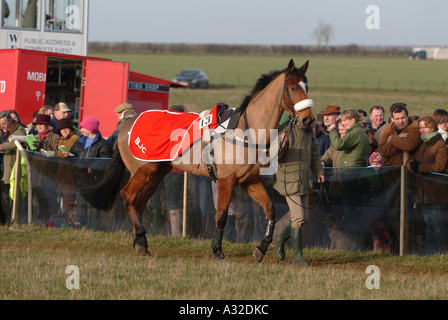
[327,108,370,250]
[328,108,369,167]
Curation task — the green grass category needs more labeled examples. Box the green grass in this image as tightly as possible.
[90,52,448,117]
[90,52,448,92]
[1,225,447,300]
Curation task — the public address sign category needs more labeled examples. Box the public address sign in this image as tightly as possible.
[0,0,88,56]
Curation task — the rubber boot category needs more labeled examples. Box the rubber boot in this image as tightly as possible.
[291,227,309,265]
[169,209,182,237]
[275,222,291,260]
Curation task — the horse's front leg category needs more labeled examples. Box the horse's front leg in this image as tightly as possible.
[243,181,276,262]
[211,175,236,260]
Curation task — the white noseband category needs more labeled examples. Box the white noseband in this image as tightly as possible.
[294,99,314,112]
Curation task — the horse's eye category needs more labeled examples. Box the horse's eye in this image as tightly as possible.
[290,87,296,91]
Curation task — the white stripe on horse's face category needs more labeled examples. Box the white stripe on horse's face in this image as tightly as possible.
[299,81,307,94]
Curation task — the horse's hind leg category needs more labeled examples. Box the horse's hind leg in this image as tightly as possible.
[242,181,275,262]
[120,162,172,256]
[211,175,237,260]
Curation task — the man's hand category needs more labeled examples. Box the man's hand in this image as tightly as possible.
[317,174,325,183]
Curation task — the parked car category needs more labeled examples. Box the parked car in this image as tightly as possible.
[172,69,209,88]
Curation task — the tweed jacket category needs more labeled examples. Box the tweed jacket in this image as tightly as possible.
[274,123,323,196]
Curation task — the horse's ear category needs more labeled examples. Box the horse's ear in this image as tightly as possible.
[299,60,309,74]
[287,59,295,73]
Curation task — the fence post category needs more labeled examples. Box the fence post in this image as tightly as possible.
[11,148,21,224]
[399,151,410,256]
[182,171,188,237]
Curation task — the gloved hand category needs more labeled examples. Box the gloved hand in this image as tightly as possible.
[409,160,419,173]
[32,140,43,149]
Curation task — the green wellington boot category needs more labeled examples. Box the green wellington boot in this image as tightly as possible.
[291,227,309,265]
[275,222,291,260]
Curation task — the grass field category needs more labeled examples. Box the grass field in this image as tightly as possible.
[1,225,447,301]
[90,52,448,116]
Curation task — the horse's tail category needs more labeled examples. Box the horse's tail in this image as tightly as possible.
[81,147,130,211]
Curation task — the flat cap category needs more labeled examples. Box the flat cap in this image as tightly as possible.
[114,103,134,113]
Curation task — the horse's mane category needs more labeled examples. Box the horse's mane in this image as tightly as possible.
[239,66,308,110]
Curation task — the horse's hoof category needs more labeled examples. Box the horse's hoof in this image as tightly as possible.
[134,243,151,257]
[214,250,226,261]
[253,246,265,262]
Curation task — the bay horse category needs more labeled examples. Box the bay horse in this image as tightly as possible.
[83,59,314,261]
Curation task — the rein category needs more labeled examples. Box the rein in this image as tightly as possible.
[281,73,305,128]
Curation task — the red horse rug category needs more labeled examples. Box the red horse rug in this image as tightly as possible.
[128,108,218,161]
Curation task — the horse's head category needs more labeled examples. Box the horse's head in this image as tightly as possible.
[281,59,315,129]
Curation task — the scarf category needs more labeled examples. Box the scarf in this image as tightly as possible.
[421,131,439,142]
[39,128,50,141]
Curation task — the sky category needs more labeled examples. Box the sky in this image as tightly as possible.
[88,0,448,47]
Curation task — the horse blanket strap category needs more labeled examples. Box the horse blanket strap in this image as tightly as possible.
[199,109,220,180]
[222,132,269,152]
[202,141,218,181]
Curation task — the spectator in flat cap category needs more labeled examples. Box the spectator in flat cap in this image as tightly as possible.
[51,102,73,134]
[108,103,137,150]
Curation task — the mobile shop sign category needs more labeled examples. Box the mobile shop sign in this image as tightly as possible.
[0,80,5,94]
[128,81,169,93]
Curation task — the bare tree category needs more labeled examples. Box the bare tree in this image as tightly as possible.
[312,21,334,47]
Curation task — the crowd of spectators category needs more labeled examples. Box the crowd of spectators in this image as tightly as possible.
[0,100,447,256]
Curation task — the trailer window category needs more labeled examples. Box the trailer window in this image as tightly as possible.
[2,0,40,29]
[45,0,82,33]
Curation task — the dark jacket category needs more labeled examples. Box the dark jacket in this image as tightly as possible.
[70,132,112,186]
[315,126,331,156]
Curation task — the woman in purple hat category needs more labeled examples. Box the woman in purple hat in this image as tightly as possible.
[69,117,112,229]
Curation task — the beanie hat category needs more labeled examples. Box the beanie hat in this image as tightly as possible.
[57,118,74,132]
[80,117,99,133]
[369,152,383,166]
